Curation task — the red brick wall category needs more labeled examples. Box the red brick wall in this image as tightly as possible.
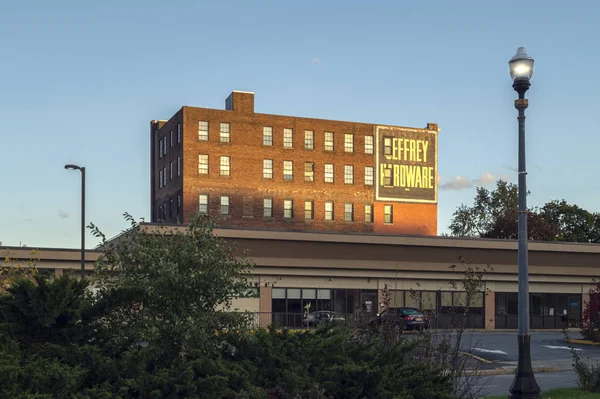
[153,92,437,235]
[152,113,183,223]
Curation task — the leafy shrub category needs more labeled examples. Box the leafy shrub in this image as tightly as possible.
[581,280,600,342]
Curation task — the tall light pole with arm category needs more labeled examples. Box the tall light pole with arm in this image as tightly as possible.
[64,164,86,279]
[507,47,541,399]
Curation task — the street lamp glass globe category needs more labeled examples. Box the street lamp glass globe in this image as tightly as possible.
[509,47,534,81]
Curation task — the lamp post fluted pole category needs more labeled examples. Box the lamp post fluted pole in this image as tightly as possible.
[65,164,86,279]
[508,48,541,399]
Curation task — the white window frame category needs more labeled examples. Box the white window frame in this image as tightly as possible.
[220,156,230,176]
[324,164,334,183]
[365,204,373,223]
[304,162,314,182]
[344,165,354,184]
[365,166,374,185]
[344,133,353,153]
[324,132,334,151]
[263,198,273,218]
[365,135,374,154]
[304,200,314,220]
[220,196,230,215]
[263,159,273,179]
[325,201,334,220]
[199,194,208,214]
[198,154,209,175]
[283,199,293,218]
[198,121,209,141]
[304,130,314,150]
[263,126,273,146]
[344,203,354,222]
[220,123,230,143]
[283,160,293,180]
[283,128,293,148]
[384,204,393,224]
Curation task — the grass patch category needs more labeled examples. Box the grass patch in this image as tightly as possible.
[486,388,600,398]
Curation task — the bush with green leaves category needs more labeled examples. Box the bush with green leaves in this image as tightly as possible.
[0,214,457,398]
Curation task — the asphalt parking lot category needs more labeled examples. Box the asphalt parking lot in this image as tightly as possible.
[455,331,600,363]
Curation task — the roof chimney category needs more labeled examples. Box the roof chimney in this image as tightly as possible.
[225,90,254,114]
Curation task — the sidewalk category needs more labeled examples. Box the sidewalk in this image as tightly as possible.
[468,357,600,376]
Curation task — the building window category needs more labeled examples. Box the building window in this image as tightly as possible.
[304,162,314,182]
[325,201,334,220]
[163,167,167,186]
[304,130,314,150]
[177,156,181,176]
[365,204,373,223]
[159,139,163,158]
[324,132,334,151]
[220,123,230,143]
[384,137,392,156]
[304,200,314,219]
[324,164,334,183]
[170,131,173,147]
[163,137,167,155]
[284,199,293,219]
[344,134,354,153]
[344,165,354,184]
[263,159,273,179]
[220,196,230,215]
[365,166,374,185]
[283,128,293,148]
[283,160,293,180]
[177,195,181,215]
[384,205,393,224]
[169,199,173,219]
[198,155,208,175]
[177,123,181,143]
[263,126,273,146]
[344,203,354,222]
[170,161,173,179]
[199,194,208,215]
[365,135,374,154]
[383,167,392,186]
[263,198,273,218]
[198,121,209,141]
[220,156,230,176]
[159,169,163,188]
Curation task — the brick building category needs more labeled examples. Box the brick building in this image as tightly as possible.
[151,91,439,235]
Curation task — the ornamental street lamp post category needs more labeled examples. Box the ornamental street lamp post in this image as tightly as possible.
[507,47,541,399]
[64,164,86,279]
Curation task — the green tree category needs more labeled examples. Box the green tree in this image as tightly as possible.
[448,180,520,238]
[89,213,257,362]
[541,200,600,243]
[449,180,600,243]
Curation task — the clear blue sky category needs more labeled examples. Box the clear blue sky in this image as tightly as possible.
[2,0,599,249]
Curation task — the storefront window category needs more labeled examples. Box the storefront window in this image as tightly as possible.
[405,291,421,308]
[391,291,404,307]
[422,292,436,312]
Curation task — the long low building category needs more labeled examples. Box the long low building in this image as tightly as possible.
[2,225,599,331]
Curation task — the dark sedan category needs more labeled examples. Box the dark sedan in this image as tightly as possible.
[369,307,430,331]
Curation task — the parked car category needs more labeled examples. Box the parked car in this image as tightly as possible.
[369,307,430,331]
[304,311,346,327]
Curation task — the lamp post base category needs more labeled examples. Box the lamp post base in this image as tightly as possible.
[508,334,541,398]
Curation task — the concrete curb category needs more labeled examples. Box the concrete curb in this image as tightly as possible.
[459,351,495,364]
[566,338,600,346]
[464,366,558,376]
